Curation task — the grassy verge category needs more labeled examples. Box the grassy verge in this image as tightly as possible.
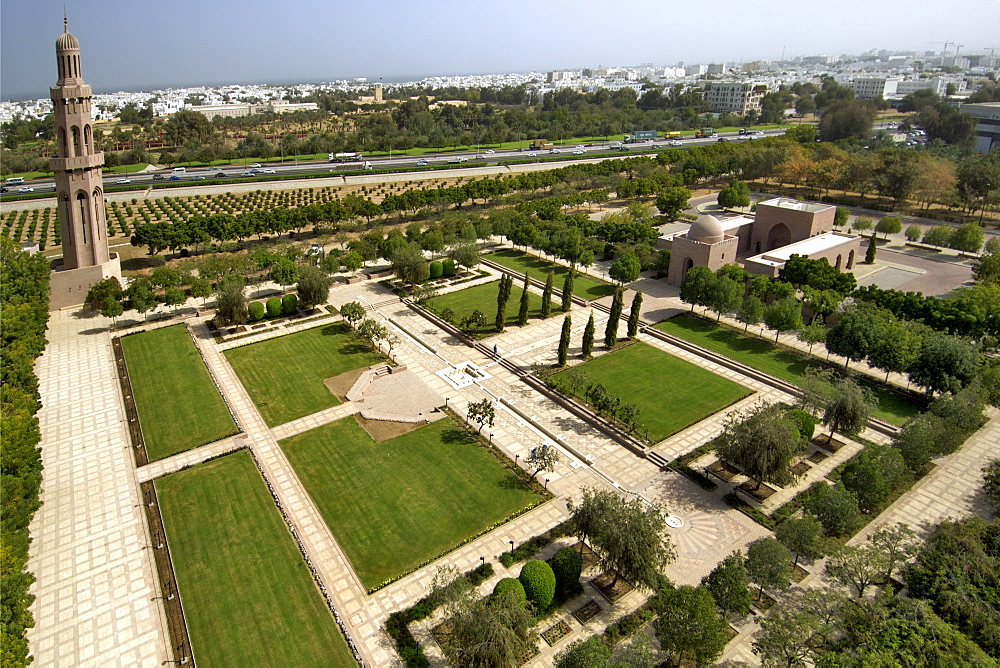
[552,341,751,443]
[155,450,356,666]
[423,280,555,336]
[486,249,615,300]
[655,313,926,425]
[224,322,384,427]
[121,325,237,461]
[280,416,544,591]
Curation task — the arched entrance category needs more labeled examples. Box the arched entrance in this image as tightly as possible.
[766,223,791,251]
[682,257,694,278]
[847,249,855,269]
[835,254,842,270]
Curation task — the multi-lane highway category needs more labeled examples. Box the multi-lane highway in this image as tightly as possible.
[1,129,788,200]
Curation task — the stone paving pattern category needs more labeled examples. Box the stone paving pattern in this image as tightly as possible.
[27,243,997,667]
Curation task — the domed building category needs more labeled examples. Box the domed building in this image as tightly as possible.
[666,214,739,286]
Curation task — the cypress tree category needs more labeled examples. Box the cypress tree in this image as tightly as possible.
[495,274,512,332]
[541,271,554,317]
[605,286,623,349]
[582,312,595,358]
[561,267,575,311]
[865,233,877,264]
[627,291,643,338]
[517,272,530,326]
[558,315,572,366]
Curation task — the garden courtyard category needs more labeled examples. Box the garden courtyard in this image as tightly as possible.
[552,341,751,443]
[279,415,547,590]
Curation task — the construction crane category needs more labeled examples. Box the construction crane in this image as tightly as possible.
[927,41,953,56]
[953,43,965,56]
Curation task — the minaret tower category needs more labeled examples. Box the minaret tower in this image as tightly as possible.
[50,17,109,269]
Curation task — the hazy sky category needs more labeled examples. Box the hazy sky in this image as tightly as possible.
[3,0,999,100]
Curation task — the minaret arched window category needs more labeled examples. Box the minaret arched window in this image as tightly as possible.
[76,192,89,245]
[59,127,68,157]
[71,125,81,156]
[84,125,92,153]
[93,189,103,239]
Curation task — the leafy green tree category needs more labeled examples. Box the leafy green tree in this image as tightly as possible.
[447,241,480,269]
[841,446,910,513]
[567,487,618,554]
[517,273,530,326]
[467,398,495,433]
[605,287,624,349]
[561,268,574,311]
[983,460,1000,512]
[717,179,751,208]
[853,216,874,233]
[762,296,803,343]
[100,295,124,327]
[952,223,986,253]
[905,224,922,242]
[680,265,715,311]
[875,215,902,239]
[778,254,856,296]
[340,301,365,327]
[867,319,921,382]
[706,275,743,321]
[463,309,487,332]
[825,302,890,369]
[555,636,612,668]
[164,287,186,312]
[834,206,850,228]
[796,321,827,355]
[823,377,873,443]
[804,482,862,537]
[776,516,826,569]
[745,538,792,600]
[909,331,982,395]
[341,250,363,273]
[869,522,918,585]
[391,242,429,284]
[655,186,691,219]
[702,551,752,617]
[652,249,671,276]
[525,443,559,482]
[974,251,1000,284]
[825,543,886,598]
[557,316,572,366]
[594,495,675,590]
[715,401,801,490]
[357,318,388,350]
[550,546,583,597]
[752,589,844,667]
[442,586,537,667]
[214,274,247,327]
[269,258,298,288]
[627,291,643,338]
[654,585,729,667]
[541,271,554,317]
[189,277,212,305]
[296,266,333,309]
[582,312,595,358]
[922,225,954,247]
[609,251,641,284]
[737,294,764,333]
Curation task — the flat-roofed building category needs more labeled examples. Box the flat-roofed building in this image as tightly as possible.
[961,102,1000,153]
[849,77,899,100]
[743,232,862,277]
[704,81,769,114]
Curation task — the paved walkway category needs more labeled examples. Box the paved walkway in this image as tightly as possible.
[27,310,170,666]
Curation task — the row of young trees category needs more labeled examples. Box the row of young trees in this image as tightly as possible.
[0,237,51,667]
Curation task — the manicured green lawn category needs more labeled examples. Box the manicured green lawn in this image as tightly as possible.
[655,314,926,426]
[224,322,383,427]
[487,249,616,300]
[280,417,544,590]
[424,280,555,334]
[155,450,355,667]
[121,325,238,461]
[553,342,751,443]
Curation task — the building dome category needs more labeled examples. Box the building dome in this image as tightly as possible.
[688,214,725,244]
[56,31,80,52]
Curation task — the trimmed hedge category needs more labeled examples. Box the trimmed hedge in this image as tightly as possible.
[493,577,527,606]
[551,546,583,595]
[429,261,443,279]
[519,560,556,611]
[786,408,815,441]
[265,297,282,318]
[281,293,297,315]
[498,520,572,567]
[442,258,456,277]
[248,301,265,321]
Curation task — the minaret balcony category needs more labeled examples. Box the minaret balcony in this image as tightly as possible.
[50,153,104,171]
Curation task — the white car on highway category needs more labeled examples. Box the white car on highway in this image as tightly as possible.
[250,163,262,168]
[668,140,682,146]
[260,168,276,174]
[484,149,495,154]
[115,178,131,184]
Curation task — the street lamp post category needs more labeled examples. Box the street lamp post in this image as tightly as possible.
[509,540,515,556]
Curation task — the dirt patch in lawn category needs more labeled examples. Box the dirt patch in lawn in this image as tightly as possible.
[323,368,366,401]
[353,414,426,442]
[591,572,633,603]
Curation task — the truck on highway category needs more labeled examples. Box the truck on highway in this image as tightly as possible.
[694,127,716,138]
[529,139,554,150]
[329,152,364,162]
[329,161,373,171]
[624,130,657,143]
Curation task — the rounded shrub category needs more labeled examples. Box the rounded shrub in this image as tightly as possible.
[786,408,815,442]
[282,293,298,315]
[248,301,265,322]
[492,577,526,606]
[442,258,456,277]
[265,297,282,318]
[550,546,583,595]
[428,261,443,279]
[518,559,556,611]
